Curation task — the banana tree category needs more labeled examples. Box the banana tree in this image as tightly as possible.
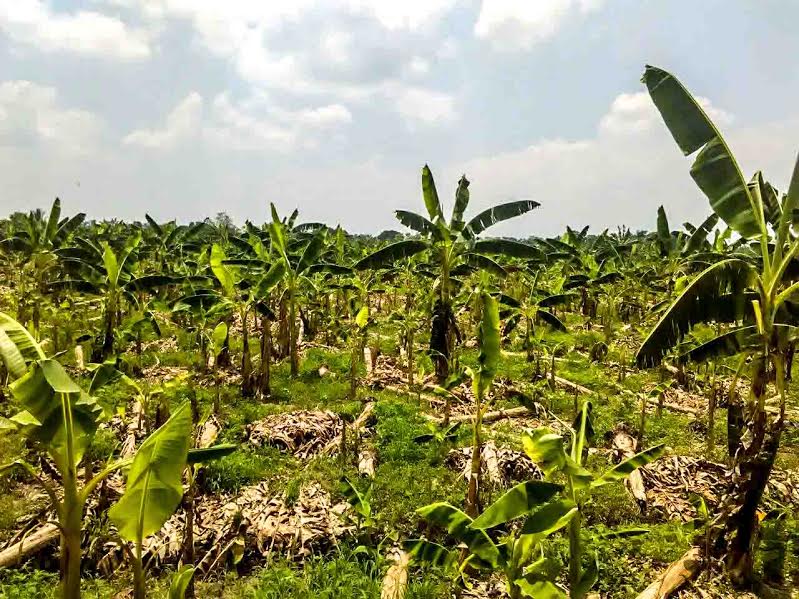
[523,401,665,598]
[407,480,575,598]
[0,198,85,338]
[635,64,799,585]
[355,165,541,380]
[500,276,572,362]
[0,314,124,598]
[54,232,144,359]
[268,204,326,376]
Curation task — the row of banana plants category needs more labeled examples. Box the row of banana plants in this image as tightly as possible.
[0,313,234,598]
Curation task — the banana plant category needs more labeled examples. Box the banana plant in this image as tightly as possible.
[355,166,541,380]
[268,204,326,376]
[465,290,501,517]
[109,401,236,599]
[209,242,285,396]
[500,274,572,362]
[636,64,799,585]
[0,314,125,598]
[210,322,227,414]
[407,480,574,598]
[53,231,145,359]
[0,198,85,338]
[523,401,665,598]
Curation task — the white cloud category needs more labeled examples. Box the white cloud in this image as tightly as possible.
[124,91,352,151]
[0,80,103,153]
[108,1,459,125]
[474,0,603,50]
[394,87,456,125]
[123,92,203,148]
[345,0,457,30]
[0,0,151,60]
[440,90,741,235]
[598,92,732,136]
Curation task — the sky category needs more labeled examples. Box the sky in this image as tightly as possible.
[1,0,798,237]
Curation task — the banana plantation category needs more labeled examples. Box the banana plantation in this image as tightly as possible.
[1,66,798,599]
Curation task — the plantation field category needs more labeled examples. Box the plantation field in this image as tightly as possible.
[1,66,798,599]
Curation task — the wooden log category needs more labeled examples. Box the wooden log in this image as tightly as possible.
[612,429,648,510]
[0,523,60,569]
[635,547,703,599]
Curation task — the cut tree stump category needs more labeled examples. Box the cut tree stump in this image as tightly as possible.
[0,523,60,569]
[635,547,703,599]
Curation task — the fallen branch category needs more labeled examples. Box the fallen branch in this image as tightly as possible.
[425,406,533,425]
[553,375,593,395]
[635,547,703,599]
[612,429,647,510]
[0,523,60,569]
[645,397,698,416]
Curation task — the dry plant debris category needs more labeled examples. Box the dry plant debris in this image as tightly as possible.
[640,455,799,522]
[247,410,343,459]
[445,441,542,488]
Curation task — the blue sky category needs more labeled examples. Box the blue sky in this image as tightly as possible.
[1,0,798,236]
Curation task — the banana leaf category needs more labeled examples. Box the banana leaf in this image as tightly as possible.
[109,401,192,541]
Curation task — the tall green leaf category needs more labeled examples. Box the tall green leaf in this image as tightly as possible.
[9,359,101,470]
[421,165,443,221]
[450,175,470,231]
[592,444,666,488]
[0,312,45,379]
[464,200,540,238]
[109,402,192,541]
[168,565,195,599]
[475,292,500,398]
[642,65,760,238]
[473,239,544,260]
[395,210,436,236]
[635,259,756,367]
[469,481,562,530]
[353,240,428,270]
[210,244,236,294]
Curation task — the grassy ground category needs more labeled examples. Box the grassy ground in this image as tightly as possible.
[0,318,797,598]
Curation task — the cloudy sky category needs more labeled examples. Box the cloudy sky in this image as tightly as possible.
[1,1,798,236]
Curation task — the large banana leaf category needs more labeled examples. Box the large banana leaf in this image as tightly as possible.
[538,293,573,308]
[635,259,757,367]
[465,253,507,278]
[748,172,781,229]
[464,200,539,238]
[403,539,457,569]
[395,210,436,236]
[450,175,470,231]
[682,213,719,255]
[592,444,666,488]
[642,65,760,238]
[45,198,61,243]
[353,240,428,270]
[469,481,562,530]
[656,206,671,255]
[416,502,500,566]
[475,293,500,398]
[297,230,326,274]
[537,309,566,332]
[678,326,760,364]
[10,359,101,470]
[0,312,45,379]
[210,244,236,294]
[519,499,577,536]
[421,165,443,221]
[473,239,544,260]
[109,401,192,542]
